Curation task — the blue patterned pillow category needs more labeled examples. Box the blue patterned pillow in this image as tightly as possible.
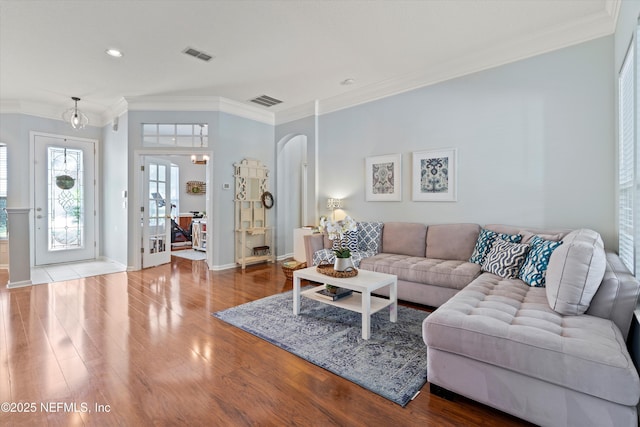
[332,229,359,252]
[481,238,530,279]
[519,236,563,287]
[358,222,383,253]
[469,228,522,265]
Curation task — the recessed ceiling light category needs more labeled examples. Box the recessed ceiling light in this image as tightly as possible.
[105,49,123,58]
[341,78,355,85]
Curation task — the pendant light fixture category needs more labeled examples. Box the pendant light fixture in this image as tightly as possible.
[62,96,89,129]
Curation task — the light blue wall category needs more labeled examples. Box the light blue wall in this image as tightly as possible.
[217,112,274,267]
[275,114,318,257]
[316,36,615,248]
[101,113,128,266]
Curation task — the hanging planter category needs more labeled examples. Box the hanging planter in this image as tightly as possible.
[56,174,75,190]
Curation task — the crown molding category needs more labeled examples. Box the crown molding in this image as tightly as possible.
[1,95,276,127]
[0,99,104,127]
[274,101,318,125]
[606,0,621,30]
[217,97,275,125]
[100,98,129,125]
[124,95,275,125]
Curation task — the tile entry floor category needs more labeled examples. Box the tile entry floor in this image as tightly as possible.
[30,259,127,285]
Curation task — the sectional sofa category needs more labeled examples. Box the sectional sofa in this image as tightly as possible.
[303,222,640,427]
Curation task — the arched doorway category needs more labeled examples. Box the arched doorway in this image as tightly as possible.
[276,134,308,258]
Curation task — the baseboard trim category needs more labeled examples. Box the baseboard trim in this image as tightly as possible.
[7,279,33,289]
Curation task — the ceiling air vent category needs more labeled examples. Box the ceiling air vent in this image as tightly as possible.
[249,95,283,107]
[182,47,213,62]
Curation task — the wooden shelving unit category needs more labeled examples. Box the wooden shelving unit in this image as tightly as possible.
[192,219,207,251]
[234,159,275,269]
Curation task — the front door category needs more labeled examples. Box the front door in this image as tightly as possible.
[142,157,172,268]
[34,134,96,265]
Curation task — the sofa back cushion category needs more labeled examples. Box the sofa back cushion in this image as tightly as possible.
[425,223,480,261]
[484,224,569,244]
[381,222,426,257]
[545,229,607,315]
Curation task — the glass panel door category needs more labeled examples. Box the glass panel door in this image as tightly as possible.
[34,134,96,265]
[142,157,172,268]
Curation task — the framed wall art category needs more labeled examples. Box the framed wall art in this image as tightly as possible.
[365,153,402,201]
[412,148,457,202]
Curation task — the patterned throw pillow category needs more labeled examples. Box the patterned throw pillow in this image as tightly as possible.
[358,222,384,253]
[332,229,359,252]
[469,228,522,265]
[481,238,530,279]
[519,235,563,287]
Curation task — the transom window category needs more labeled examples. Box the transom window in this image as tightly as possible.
[142,123,208,147]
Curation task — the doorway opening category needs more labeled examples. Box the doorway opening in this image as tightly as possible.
[136,151,211,269]
[276,134,308,259]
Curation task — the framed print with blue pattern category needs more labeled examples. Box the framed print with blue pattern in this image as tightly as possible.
[365,153,402,201]
[412,148,457,202]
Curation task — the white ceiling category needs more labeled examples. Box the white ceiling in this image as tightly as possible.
[0,0,620,125]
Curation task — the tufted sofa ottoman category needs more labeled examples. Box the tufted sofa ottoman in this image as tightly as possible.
[424,256,640,427]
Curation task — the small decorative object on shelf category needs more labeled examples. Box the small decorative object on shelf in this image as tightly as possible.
[253,246,270,256]
[315,287,353,301]
[187,181,206,194]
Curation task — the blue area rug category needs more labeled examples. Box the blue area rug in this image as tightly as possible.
[212,289,430,406]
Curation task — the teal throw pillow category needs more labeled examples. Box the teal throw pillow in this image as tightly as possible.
[481,238,530,279]
[469,228,522,265]
[519,235,563,287]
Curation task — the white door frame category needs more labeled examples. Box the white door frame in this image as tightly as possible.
[132,149,213,270]
[30,131,100,267]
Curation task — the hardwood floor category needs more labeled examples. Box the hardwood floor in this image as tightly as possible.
[0,259,532,426]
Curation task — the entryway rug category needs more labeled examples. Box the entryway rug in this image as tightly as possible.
[212,289,430,406]
[171,249,206,261]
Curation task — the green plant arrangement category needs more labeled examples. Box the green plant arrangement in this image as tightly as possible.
[333,247,352,258]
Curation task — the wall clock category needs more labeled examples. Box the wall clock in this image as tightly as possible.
[261,191,274,209]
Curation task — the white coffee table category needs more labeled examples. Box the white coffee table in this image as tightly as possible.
[292,266,398,340]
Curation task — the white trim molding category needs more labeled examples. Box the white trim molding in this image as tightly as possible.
[125,96,275,125]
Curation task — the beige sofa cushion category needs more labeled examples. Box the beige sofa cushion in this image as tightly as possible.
[423,274,640,406]
[359,253,481,290]
[546,229,606,315]
[381,222,426,257]
[426,223,480,261]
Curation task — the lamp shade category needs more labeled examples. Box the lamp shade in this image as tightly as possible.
[327,198,343,209]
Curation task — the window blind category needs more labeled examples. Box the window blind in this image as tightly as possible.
[0,145,6,239]
[619,45,635,274]
[0,145,6,197]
